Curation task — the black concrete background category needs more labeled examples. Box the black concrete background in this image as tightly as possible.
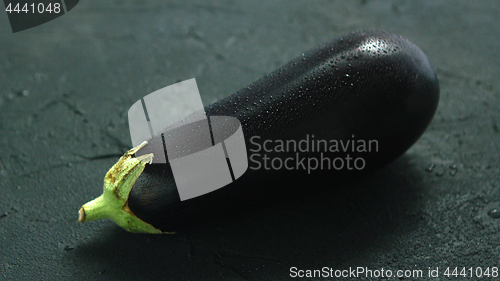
[1,1,499,280]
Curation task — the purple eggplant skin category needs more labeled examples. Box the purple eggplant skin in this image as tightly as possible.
[128,30,439,231]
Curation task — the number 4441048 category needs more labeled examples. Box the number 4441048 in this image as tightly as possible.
[5,2,62,14]
[443,267,498,278]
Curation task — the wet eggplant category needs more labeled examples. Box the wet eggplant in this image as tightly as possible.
[79,30,439,233]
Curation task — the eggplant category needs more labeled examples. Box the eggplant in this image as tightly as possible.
[78,30,439,234]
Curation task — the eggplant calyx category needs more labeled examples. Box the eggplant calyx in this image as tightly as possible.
[78,141,162,234]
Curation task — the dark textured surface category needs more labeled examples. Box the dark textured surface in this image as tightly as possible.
[1,1,499,280]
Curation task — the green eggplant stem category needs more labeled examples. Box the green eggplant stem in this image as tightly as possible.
[78,141,168,234]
